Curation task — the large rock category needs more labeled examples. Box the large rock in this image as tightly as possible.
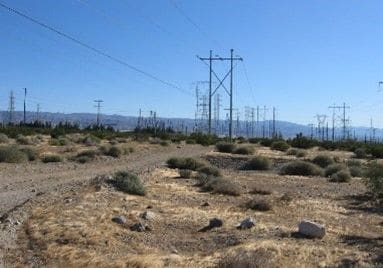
[298,220,325,238]
[130,222,147,232]
[237,217,255,230]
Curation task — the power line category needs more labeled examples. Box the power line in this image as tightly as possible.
[0,1,192,96]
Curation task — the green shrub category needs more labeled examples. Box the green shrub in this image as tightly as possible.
[296,150,307,158]
[330,170,351,183]
[75,156,93,164]
[290,133,316,149]
[270,141,290,152]
[347,159,362,167]
[113,171,146,196]
[77,149,98,158]
[215,142,235,153]
[325,164,345,177]
[41,154,63,163]
[349,166,363,177]
[104,146,122,158]
[16,134,32,145]
[312,154,334,168]
[288,148,307,158]
[0,146,28,163]
[279,161,323,176]
[364,162,383,201]
[166,157,206,170]
[370,145,383,158]
[244,156,272,170]
[354,148,367,159]
[179,169,192,178]
[233,145,255,155]
[197,165,221,176]
[186,139,196,144]
[199,176,241,196]
[245,198,272,211]
[83,135,101,146]
[19,147,38,161]
[259,139,274,147]
[0,133,9,143]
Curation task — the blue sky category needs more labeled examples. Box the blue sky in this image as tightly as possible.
[0,0,383,127]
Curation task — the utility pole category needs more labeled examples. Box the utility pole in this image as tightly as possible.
[198,49,243,141]
[329,103,350,140]
[23,88,27,124]
[272,107,276,138]
[256,106,259,137]
[94,99,103,127]
[8,90,15,124]
[251,107,255,138]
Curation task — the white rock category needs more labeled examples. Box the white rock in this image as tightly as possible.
[298,220,325,238]
[141,211,156,221]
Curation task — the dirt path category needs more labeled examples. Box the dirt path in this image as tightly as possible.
[0,144,210,266]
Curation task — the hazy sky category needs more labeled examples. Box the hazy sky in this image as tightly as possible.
[1,0,383,127]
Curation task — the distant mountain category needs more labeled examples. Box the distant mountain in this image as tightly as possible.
[1,111,381,140]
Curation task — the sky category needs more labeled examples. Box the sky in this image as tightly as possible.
[0,0,383,127]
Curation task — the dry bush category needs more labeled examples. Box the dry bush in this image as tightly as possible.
[349,166,363,177]
[197,165,221,176]
[270,141,290,152]
[233,145,255,155]
[0,133,9,143]
[330,170,351,183]
[364,162,383,201]
[279,161,323,176]
[166,157,206,170]
[104,146,122,158]
[354,147,367,159]
[19,147,39,161]
[244,156,272,170]
[215,142,236,153]
[82,135,101,146]
[250,187,272,195]
[113,171,146,196]
[16,134,33,145]
[312,154,335,168]
[41,154,63,163]
[0,145,28,163]
[179,169,192,178]
[245,198,273,211]
[325,164,346,177]
[199,176,241,196]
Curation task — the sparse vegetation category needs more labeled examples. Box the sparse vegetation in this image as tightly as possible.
[364,162,383,202]
[354,147,367,159]
[244,156,272,170]
[245,198,272,211]
[215,142,236,153]
[199,176,241,196]
[103,146,122,158]
[197,165,221,176]
[279,160,323,176]
[270,140,290,152]
[19,147,39,161]
[325,164,346,177]
[330,170,351,183]
[287,148,306,157]
[83,135,101,146]
[0,145,28,163]
[0,133,9,143]
[312,154,334,168]
[166,157,206,170]
[41,154,63,163]
[232,145,255,155]
[16,134,32,145]
[349,166,363,177]
[113,171,146,196]
[249,187,272,195]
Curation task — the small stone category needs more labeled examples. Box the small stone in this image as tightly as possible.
[237,217,255,230]
[147,205,153,209]
[130,222,146,232]
[112,215,127,225]
[14,220,21,226]
[31,189,36,193]
[64,198,72,204]
[298,220,325,238]
[141,211,156,221]
[201,202,210,207]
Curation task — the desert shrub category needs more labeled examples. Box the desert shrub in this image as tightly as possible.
[49,138,60,146]
[197,165,221,176]
[259,139,274,147]
[244,156,272,170]
[77,149,98,158]
[233,145,255,155]
[330,170,351,183]
[104,146,122,158]
[41,154,63,163]
[287,148,298,155]
[75,156,93,164]
[279,161,323,176]
[186,139,196,144]
[122,146,135,154]
[0,133,9,143]
[160,140,169,146]
[296,150,307,158]
[349,166,363,177]
[312,154,334,168]
[249,187,272,195]
[245,198,272,211]
[347,159,362,167]
[179,169,192,178]
[217,247,278,268]
[0,146,28,163]
[16,134,32,145]
[83,135,101,146]
[19,147,38,161]
[364,162,383,201]
[370,145,383,158]
[325,164,346,177]
[354,147,367,159]
[290,133,316,149]
[166,157,206,170]
[113,171,146,196]
[215,142,235,153]
[200,176,241,196]
[270,140,290,152]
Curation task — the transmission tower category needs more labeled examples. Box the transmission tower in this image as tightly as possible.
[213,93,221,135]
[198,49,243,141]
[329,103,350,140]
[94,99,103,127]
[194,81,209,133]
[8,90,15,124]
[315,114,327,141]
